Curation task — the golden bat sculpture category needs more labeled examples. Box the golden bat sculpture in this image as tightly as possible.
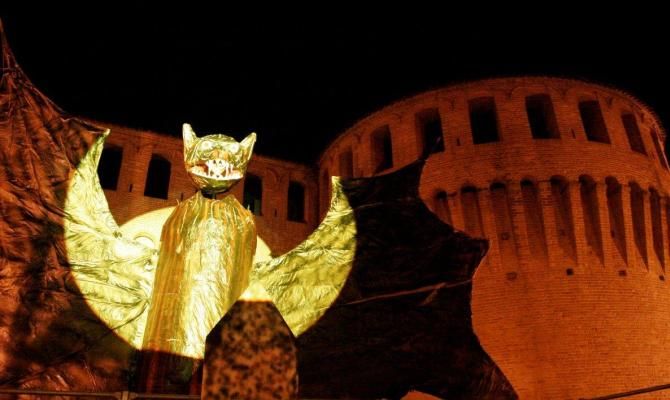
[63,122,356,386]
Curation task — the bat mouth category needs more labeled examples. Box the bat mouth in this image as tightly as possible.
[189,159,243,181]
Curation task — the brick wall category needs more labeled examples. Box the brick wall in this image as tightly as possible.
[318,77,670,399]
[95,122,318,255]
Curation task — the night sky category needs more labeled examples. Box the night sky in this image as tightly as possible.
[1,7,668,164]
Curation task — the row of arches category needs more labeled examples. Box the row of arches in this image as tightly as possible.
[328,91,668,182]
[242,174,307,222]
[432,177,669,273]
[98,147,308,223]
[98,147,171,199]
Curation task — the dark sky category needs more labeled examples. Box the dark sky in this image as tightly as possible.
[1,7,668,164]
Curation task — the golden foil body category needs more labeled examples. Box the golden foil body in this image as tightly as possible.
[142,192,257,359]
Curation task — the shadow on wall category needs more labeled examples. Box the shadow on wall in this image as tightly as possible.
[204,161,518,399]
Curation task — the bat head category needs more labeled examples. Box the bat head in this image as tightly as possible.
[182,123,256,194]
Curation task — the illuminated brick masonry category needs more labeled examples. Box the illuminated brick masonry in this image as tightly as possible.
[96,122,319,255]
[320,77,670,399]
[101,77,670,399]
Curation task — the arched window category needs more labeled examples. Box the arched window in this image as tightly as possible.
[243,174,263,216]
[651,130,669,169]
[578,100,610,143]
[371,126,393,173]
[526,94,559,139]
[339,148,354,179]
[621,113,646,154]
[287,181,306,222]
[416,108,444,154]
[144,155,171,199]
[97,146,123,190]
[469,97,499,144]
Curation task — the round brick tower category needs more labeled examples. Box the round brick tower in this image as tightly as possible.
[318,77,670,399]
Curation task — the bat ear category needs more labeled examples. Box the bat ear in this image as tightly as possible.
[241,132,257,162]
[182,123,197,154]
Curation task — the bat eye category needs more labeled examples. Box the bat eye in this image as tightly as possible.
[229,143,240,153]
[200,141,213,151]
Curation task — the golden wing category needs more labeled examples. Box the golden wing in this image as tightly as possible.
[251,177,357,336]
[64,130,157,349]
